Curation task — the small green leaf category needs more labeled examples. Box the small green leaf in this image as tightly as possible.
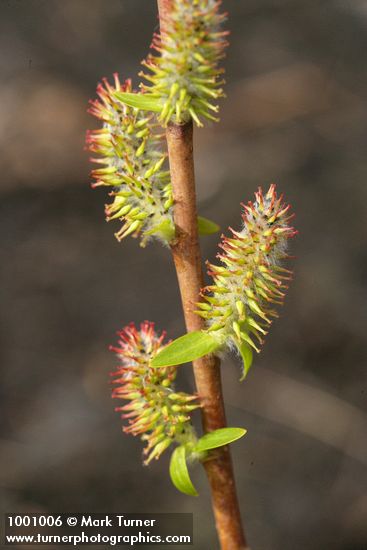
[151,331,221,368]
[113,91,162,112]
[197,216,220,236]
[169,446,198,496]
[238,341,253,381]
[195,427,247,453]
[143,219,175,242]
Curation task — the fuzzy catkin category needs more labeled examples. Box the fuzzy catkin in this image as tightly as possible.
[140,0,228,127]
[198,185,296,376]
[110,322,199,465]
[87,75,174,246]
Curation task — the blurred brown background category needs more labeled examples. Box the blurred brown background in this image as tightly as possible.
[1,1,367,549]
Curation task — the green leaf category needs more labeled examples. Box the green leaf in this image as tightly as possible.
[113,91,162,112]
[195,427,247,453]
[151,331,221,368]
[238,341,253,381]
[197,216,220,236]
[143,219,175,242]
[169,446,198,496]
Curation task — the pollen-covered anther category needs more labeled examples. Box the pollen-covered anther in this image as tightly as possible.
[198,184,296,375]
[110,322,200,465]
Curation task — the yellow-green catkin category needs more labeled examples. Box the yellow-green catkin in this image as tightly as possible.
[110,322,199,464]
[87,75,174,246]
[198,185,296,377]
[140,0,228,127]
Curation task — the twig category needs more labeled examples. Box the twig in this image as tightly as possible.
[156,3,249,546]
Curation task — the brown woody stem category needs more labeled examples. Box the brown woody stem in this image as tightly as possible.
[156,3,248,548]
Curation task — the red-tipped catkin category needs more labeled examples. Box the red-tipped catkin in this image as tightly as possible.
[110,322,199,464]
[198,184,296,377]
[140,0,228,127]
[87,75,174,246]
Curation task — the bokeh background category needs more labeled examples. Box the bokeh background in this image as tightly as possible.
[1,1,367,549]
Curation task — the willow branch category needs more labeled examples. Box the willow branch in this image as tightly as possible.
[155,3,248,547]
[166,121,247,550]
